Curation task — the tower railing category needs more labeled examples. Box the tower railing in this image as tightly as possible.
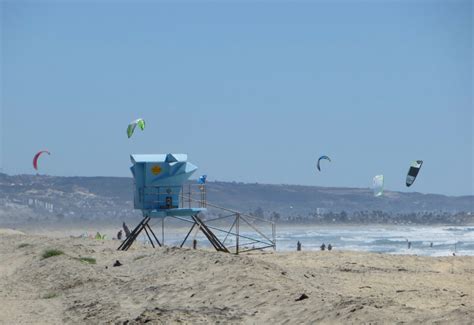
[178,185,276,254]
[135,183,276,254]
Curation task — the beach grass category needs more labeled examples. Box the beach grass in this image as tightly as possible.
[41,249,64,259]
[42,292,58,299]
[76,257,96,264]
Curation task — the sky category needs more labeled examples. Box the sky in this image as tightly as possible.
[1,0,472,196]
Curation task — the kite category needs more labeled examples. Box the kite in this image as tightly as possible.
[406,160,423,187]
[373,175,384,197]
[33,151,51,171]
[317,155,331,172]
[127,118,146,138]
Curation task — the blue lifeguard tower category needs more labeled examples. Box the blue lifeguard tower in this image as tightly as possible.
[129,153,204,218]
[119,153,229,252]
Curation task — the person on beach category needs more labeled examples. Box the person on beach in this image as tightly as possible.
[297,241,301,251]
[328,244,332,251]
[117,230,123,240]
[320,243,326,251]
[123,222,130,238]
[408,241,412,249]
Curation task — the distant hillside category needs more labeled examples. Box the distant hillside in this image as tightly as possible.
[206,181,473,214]
[0,173,472,225]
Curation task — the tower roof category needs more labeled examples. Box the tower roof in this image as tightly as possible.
[130,153,188,164]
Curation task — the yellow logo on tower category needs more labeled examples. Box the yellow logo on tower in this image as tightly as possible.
[151,165,162,175]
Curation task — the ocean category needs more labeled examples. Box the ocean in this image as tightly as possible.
[142,221,474,257]
[274,225,474,256]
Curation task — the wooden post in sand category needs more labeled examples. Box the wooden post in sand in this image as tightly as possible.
[272,223,276,251]
[236,213,240,255]
[162,217,165,245]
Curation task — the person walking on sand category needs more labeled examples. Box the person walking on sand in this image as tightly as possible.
[328,244,332,251]
[297,241,302,251]
[123,222,131,238]
[320,243,326,251]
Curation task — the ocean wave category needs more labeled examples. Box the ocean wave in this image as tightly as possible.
[273,225,474,256]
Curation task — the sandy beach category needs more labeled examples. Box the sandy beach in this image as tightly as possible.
[0,229,472,324]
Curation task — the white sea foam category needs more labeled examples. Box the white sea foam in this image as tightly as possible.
[274,225,474,256]
[142,224,473,256]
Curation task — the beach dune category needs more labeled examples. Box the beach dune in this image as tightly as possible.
[0,229,472,324]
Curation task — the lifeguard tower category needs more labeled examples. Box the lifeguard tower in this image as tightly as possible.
[118,153,276,254]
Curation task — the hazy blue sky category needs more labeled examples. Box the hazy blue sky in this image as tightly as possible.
[1,0,472,196]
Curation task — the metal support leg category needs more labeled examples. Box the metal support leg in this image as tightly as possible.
[180,222,197,248]
[143,226,155,248]
[146,224,161,247]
